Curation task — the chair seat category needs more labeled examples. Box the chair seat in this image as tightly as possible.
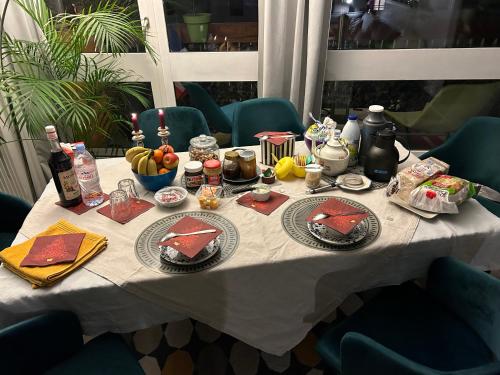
[45,333,143,375]
[475,196,500,218]
[317,283,493,372]
[0,232,16,251]
[221,101,240,123]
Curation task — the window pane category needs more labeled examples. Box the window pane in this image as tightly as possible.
[165,1,258,52]
[45,0,145,53]
[329,0,500,49]
[322,80,500,149]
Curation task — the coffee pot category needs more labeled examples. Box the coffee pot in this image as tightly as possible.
[359,105,393,166]
[363,128,410,182]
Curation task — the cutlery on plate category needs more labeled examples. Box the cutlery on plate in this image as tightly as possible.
[312,211,366,221]
[160,229,217,242]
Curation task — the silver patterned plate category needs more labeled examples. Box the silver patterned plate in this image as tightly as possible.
[307,220,369,246]
[159,237,221,265]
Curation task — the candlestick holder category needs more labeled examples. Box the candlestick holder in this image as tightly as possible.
[157,127,170,146]
[131,129,145,147]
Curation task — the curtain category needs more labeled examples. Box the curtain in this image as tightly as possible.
[0,0,49,203]
[258,0,332,125]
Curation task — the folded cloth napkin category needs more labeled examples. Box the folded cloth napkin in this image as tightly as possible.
[20,233,85,267]
[158,216,222,259]
[306,198,369,235]
[0,219,107,288]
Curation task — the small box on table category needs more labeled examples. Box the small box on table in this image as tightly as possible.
[255,131,296,166]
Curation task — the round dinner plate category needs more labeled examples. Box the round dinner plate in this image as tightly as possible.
[159,237,221,265]
[307,220,369,246]
[223,166,261,184]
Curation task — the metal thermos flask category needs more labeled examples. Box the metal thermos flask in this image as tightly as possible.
[359,105,393,166]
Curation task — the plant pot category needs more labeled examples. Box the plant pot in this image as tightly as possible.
[183,13,211,43]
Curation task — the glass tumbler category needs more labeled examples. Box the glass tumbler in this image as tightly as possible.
[109,189,131,222]
[118,178,139,200]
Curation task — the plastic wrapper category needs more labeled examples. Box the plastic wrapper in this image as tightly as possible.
[386,157,449,202]
[409,175,476,214]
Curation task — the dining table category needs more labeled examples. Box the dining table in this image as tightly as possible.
[1,141,500,356]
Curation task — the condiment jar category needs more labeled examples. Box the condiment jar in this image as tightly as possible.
[189,134,220,162]
[305,164,323,188]
[184,161,204,188]
[203,159,222,185]
[238,150,257,180]
[222,151,240,179]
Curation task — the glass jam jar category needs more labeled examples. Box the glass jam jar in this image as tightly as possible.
[189,134,219,163]
[184,161,204,189]
[222,151,240,180]
[203,159,222,185]
[238,150,257,180]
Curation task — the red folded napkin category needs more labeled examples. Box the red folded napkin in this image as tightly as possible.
[20,233,86,267]
[254,131,295,146]
[306,198,369,235]
[97,199,154,224]
[158,216,222,258]
[56,194,109,215]
[236,191,289,215]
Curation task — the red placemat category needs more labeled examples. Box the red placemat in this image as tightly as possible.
[97,199,154,224]
[306,198,368,235]
[20,233,85,267]
[56,194,109,215]
[158,216,222,258]
[236,191,289,215]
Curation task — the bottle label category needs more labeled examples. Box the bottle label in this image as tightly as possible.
[206,174,221,185]
[186,174,203,187]
[346,142,359,166]
[58,169,81,201]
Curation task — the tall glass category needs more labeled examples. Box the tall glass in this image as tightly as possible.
[118,178,139,200]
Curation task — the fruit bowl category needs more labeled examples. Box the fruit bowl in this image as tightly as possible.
[132,168,178,192]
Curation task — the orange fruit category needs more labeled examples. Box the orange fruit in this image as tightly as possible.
[158,168,169,175]
[153,149,163,164]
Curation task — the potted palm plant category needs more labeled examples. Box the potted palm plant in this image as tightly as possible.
[0,0,157,148]
[182,0,211,43]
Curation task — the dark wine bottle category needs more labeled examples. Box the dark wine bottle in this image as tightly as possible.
[45,125,82,207]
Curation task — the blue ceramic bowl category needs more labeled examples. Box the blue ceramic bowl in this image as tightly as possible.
[132,168,178,192]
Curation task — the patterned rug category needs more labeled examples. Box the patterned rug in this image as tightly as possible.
[119,289,382,375]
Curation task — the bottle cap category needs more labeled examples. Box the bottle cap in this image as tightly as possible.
[75,143,86,152]
[347,114,358,120]
[45,125,56,133]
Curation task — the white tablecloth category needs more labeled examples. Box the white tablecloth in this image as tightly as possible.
[1,143,500,355]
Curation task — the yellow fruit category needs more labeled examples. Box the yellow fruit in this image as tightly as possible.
[125,147,148,162]
[147,158,158,176]
[131,150,150,173]
[137,154,150,175]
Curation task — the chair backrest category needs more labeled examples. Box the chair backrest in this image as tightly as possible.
[183,82,233,133]
[0,192,32,231]
[138,106,210,152]
[420,116,500,192]
[232,98,306,147]
[412,82,500,133]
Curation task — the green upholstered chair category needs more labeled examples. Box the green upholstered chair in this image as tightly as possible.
[231,98,306,147]
[385,82,500,134]
[0,311,143,374]
[138,106,210,152]
[0,192,31,251]
[420,116,500,217]
[182,82,238,134]
[316,257,500,375]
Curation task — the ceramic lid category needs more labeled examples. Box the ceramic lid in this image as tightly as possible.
[190,134,217,149]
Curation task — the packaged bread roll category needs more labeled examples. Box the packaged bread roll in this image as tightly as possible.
[386,157,449,202]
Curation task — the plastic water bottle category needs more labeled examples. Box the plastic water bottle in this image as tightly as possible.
[341,114,361,167]
[74,143,104,207]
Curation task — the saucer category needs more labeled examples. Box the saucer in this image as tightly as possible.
[336,174,372,191]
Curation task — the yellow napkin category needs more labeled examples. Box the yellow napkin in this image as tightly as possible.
[0,219,107,288]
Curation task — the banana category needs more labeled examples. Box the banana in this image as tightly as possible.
[125,146,148,163]
[131,150,150,173]
[147,158,158,176]
[137,154,150,175]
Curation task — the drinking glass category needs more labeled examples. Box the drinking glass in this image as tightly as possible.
[118,178,139,200]
[109,189,131,222]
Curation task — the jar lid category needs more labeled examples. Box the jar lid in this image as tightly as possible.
[184,160,203,173]
[238,150,256,161]
[203,159,221,169]
[224,151,240,161]
[190,134,217,149]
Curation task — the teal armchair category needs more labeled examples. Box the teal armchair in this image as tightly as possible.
[317,257,500,375]
[0,311,143,374]
[420,116,500,217]
[183,82,238,134]
[231,98,305,146]
[138,106,210,152]
[0,192,32,251]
